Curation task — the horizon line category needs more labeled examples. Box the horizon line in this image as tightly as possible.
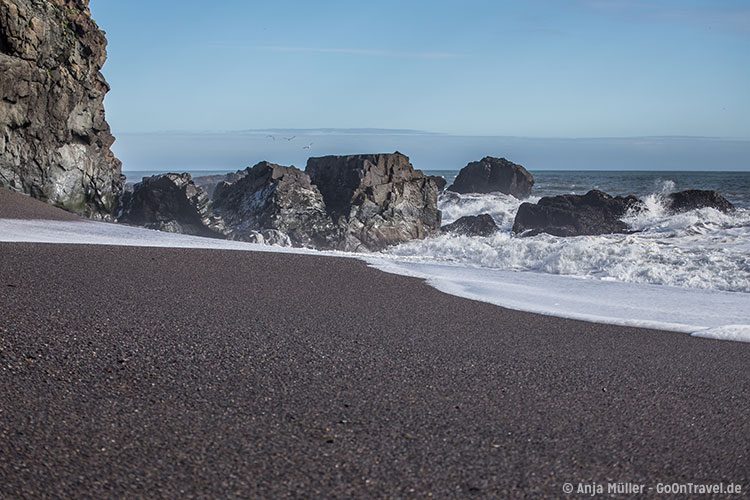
[115,129,750,141]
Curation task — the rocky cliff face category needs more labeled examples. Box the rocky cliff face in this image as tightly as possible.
[0,0,121,218]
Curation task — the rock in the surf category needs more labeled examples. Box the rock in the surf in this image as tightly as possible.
[512,189,640,237]
[117,173,227,237]
[667,190,734,214]
[211,161,338,248]
[430,175,448,192]
[447,157,534,198]
[442,214,499,237]
[306,152,441,252]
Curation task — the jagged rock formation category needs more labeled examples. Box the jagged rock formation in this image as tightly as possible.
[442,214,498,237]
[667,190,734,213]
[117,173,226,237]
[430,175,447,192]
[306,152,441,252]
[512,190,640,237]
[117,155,442,252]
[448,157,534,198]
[192,170,248,199]
[211,161,339,248]
[239,229,292,247]
[0,0,122,218]
[513,188,736,238]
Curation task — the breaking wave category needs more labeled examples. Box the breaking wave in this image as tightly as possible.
[385,183,750,293]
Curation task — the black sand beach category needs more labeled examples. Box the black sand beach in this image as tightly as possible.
[0,188,83,221]
[1,195,749,497]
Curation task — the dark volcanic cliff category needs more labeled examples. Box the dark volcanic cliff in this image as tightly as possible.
[0,0,121,218]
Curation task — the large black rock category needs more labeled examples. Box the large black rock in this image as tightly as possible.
[117,173,226,237]
[512,190,640,237]
[448,157,534,198]
[211,161,338,248]
[306,152,441,251]
[667,190,734,213]
[442,214,499,237]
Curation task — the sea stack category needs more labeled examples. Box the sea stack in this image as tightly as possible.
[0,0,122,218]
[306,152,442,252]
[447,157,534,198]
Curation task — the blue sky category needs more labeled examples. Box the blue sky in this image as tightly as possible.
[91,0,749,138]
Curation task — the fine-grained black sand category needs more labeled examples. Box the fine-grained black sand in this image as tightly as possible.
[1,240,749,498]
[0,188,82,221]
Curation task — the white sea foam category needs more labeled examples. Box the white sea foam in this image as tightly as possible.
[0,218,333,255]
[438,191,537,229]
[1,217,748,343]
[692,325,750,343]
[387,188,750,293]
[366,259,750,342]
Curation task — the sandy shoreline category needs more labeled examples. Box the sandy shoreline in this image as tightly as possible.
[2,239,750,496]
[1,189,749,496]
[4,188,749,342]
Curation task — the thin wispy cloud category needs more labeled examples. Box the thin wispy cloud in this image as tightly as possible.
[210,43,463,60]
[580,0,750,34]
[505,26,570,37]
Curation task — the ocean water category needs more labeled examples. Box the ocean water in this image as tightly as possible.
[389,170,750,293]
[424,170,750,209]
[121,168,750,294]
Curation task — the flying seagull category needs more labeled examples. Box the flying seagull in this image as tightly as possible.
[283,136,296,141]
[303,142,313,150]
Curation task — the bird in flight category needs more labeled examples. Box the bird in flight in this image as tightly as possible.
[283,136,296,141]
[303,142,313,150]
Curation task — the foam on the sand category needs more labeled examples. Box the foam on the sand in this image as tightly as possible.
[0,218,321,254]
[1,218,749,343]
[691,325,750,343]
[366,259,750,342]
